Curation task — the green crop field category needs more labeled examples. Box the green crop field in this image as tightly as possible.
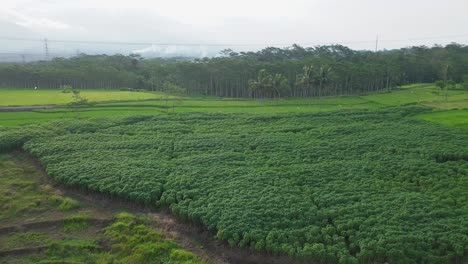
[0,84,467,263]
[415,109,468,129]
[0,152,204,264]
[0,88,166,106]
[0,84,466,127]
[1,106,467,263]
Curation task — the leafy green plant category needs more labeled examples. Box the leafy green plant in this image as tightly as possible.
[63,213,90,232]
[1,107,467,262]
[61,85,73,93]
[68,90,91,107]
[2,232,51,249]
[58,197,80,212]
[103,212,202,263]
[45,239,100,261]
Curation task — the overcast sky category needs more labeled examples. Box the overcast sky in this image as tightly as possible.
[1,0,468,55]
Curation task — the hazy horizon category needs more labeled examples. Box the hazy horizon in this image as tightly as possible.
[1,0,468,58]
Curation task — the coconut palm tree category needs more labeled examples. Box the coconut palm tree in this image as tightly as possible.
[249,69,272,98]
[271,73,289,98]
[295,65,315,97]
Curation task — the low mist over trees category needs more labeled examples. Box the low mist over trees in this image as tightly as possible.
[1,43,468,97]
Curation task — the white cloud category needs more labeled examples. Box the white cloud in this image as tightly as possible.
[1,0,468,52]
[133,44,212,57]
[1,8,71,31]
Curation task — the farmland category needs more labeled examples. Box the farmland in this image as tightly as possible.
[0,88,165,106]
[0,152,206,264]
[0,82,467,264]
[0,84,467,127]
[1,3,468,262]
[1,106,467,263]
[416,109,468,130]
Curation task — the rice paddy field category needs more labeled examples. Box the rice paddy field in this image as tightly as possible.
[0,85,467,128]
[0,88,166,106]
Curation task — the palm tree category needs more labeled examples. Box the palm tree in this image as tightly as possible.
[317,66,333,97]
[317,66,333,111]
[271,73,289,98]
[295,65,315,97]
[249,69,272,99]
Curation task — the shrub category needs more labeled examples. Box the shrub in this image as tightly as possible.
[63,213,90,232]
[61,85,73,93]
[57,197,80,212]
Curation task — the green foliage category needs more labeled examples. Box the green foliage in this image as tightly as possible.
[102,213,202,263]
[1,232,51,250]
[57,197,80,212]
[68,89,91,107]
[1,107,467,262]
[49,194,80,211]
[0,84,466,127]
[415,110,468,130]
[19,217,203,264]
[248,69,289,98]
[63,213,90,232]
[45,239,100,261]
[295,65,333,98]
[0,153,202,264]
[0,88,164,107]
[2,43,468,98]
[435,80,446,90]
[61,85,73,93]
[162,82,186,113]
[163,82,186,96]
[0,153,69,220]
[446,80,457,90]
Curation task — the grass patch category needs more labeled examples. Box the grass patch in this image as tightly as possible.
[0,88,166,106]
[0,232,51,250]
[364,84,468,106]
[0,84,466,127]
[0,153,82,221]
[55,197,80,212]
[0,153,203,264]
[102,213,203,263]
[62,213,90,232]
[0,154,47,221]
[415,109,468,129]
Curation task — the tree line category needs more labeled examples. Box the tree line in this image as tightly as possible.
[0,43,467,97]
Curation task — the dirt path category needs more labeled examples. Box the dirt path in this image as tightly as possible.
[0,105,55,112]
[20,150,305,264]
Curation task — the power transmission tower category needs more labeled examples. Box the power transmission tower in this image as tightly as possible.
[375,35,379,52]
[44,38,49,59]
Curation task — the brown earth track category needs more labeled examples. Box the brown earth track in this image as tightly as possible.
[16,150,312,264]
[0,218,112,236]
[0,246,48,257]
[0,105,55,112]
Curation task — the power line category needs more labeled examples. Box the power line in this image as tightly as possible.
[0,33,468,47]
[44,38,49,59]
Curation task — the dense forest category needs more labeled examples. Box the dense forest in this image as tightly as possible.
[1,43,468,98]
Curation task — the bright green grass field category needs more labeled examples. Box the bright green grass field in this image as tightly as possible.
[0,88,166,106]
[0,96,382,127]
[364,86,468,106]
[0,84,466,127]
[415,109,468,130]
